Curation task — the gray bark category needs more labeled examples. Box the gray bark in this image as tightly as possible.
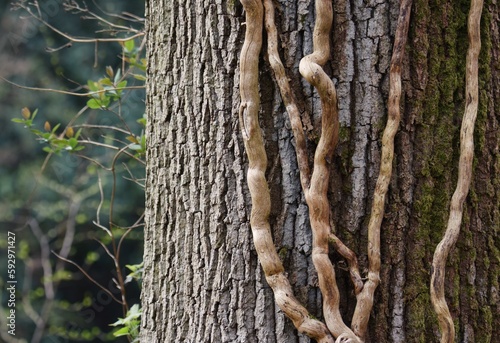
[142,0,500,342]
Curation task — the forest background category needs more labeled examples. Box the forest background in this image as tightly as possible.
[0,1,145,342]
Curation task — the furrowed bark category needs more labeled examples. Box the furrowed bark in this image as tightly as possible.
[298,1,359,341]
[263,0,363,296]
[430,0,483,342]
[239,1,335,342]
[351,0,412,338]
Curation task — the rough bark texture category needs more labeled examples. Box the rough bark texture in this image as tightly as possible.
[142,0,500,342]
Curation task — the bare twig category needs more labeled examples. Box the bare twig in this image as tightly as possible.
[0,76,144,97]
[430,0,483,341]
[52,251,123,304]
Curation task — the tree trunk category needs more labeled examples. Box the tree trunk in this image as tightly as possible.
[141,0,499,342]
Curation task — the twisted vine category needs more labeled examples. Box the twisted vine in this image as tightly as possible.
[239,0,412,341]
[351,0,412,337]
[239,1,334,342]
[297,0,359,340]
[430,0,483,341]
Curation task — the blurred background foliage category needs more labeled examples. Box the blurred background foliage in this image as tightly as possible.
[0,1,145,342]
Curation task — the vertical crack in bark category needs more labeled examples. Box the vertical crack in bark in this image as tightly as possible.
[430,0,483,342]
[239,1,335,342]
[350,0,412,339]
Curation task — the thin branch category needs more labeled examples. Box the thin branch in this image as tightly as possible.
[51,251,123,304]
[63,1,141,34]
[0,76,144,97]
[328,233,363,294]
[430,0,483,341]
[90,0,145,23]
[20,4,144,43]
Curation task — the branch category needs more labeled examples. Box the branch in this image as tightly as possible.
[20,3,144,43]
[0,76,144,97]
[430,0,483,341]
[239,1,335,342]
[351,0,412,338]
[52,251,123,304]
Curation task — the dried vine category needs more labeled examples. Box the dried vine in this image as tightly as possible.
[239,0,412,342]
[297,0,359,340]
[263,0,363,296]
[430,0,483,342]
[239,1,335,342]
[350,0,412,338]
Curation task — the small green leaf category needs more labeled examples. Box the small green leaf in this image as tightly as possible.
[100,77,113,86]
[114,68,122,84]
[87,80,100,92]
[132,73,146,81]
[117,80,128,89]
[123,39,135,53]
[112,327,130,337]
[87,98,110,109]
[12,118,26,123]
[87,99,101,109]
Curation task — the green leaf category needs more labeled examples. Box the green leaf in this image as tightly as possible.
[11,118,26,123]
[117,80,128,90]
[87,98,109,109]
[112,327,130,337]
[124,39,135,53]
[132,73,146,81]
[51,123,61,134]
[100,77,113,86]
[87,80,100,92]
[114,68,122,84]
[74,128,82,139]
[87,99,100,109]
[137,117,146,126]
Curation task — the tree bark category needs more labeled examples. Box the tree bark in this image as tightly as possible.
[142,0,500,342]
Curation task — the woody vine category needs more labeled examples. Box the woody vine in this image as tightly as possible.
[238,0,482,342]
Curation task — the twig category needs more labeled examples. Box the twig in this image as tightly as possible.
[52,250,123,304]
[0,76,145,97]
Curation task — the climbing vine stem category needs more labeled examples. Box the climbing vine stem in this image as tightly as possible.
[239,0,412,342]
[350,0,412,338]
[430,0,483,342]
[239,1,335,342]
